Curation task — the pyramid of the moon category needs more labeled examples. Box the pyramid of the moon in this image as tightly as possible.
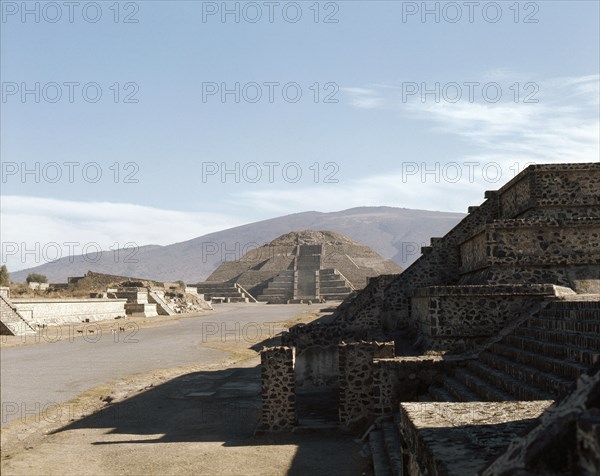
[197,230,403,303]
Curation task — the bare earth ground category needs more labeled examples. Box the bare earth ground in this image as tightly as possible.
[1,305,370,476]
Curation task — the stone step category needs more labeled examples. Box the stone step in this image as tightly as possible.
[538,308,600,320]
[515,327,600,350]
[262,288,293,295]
[477,353,571,397]
[257,296,289,302]
[503,335,599,366]
[465,361,553,400]
[454,367,516,402]
[489,342,588,380]
[195,290,240,295]
[528,318,600,333]
[428,385,456,402]
[545,301,600,310]
[319,282,350,289]
[442,376,479,402]
[381,421,403,476]
[210,297,248,303]
[320,275,346,281]
[369,429,392,476]
[195,285,238,290]
[319,294,351,300]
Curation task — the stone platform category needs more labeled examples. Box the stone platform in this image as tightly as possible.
[398,401,553,476]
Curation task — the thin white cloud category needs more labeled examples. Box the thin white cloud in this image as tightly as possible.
[343,73,599,164]
[342,87,385,109]
[0,196,246,271]
[238,74,599,217]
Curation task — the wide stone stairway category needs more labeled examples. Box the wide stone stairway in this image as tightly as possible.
[0,292,37,336]
[369,298,600,476]
[429,300,600,403]
[192,282,257,303]
[256,244,355,303]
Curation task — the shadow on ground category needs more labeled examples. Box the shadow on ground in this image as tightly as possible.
[49,365,368,475]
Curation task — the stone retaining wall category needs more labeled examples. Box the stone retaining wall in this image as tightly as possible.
[11,298,127,326]
[261,346,296,431]
[338,341,394,428]
[411,285,562,352]
[373,356,457,416]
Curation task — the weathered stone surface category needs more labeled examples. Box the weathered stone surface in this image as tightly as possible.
[260,346,296,431]
[399,400,552,476]
[483,364,600,476]
[338,341,394,429]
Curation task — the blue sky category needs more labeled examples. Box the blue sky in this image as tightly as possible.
[1,0,599,271]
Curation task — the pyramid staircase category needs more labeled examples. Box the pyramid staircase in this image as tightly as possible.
[428,300,600,402]
[319,269,355,301]
[257,270,294,302]
[367,299,600,476]
[257,244,355,303]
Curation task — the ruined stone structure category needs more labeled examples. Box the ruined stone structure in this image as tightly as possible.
[11,297,128,326]
[190,282,257,303]
[111,287,159,317]
[0,287,37,336]
[261,346,296,431]
[0,286,127,334]
[0,273,212,335]
[260,163,600,474]
[204,230,402,303]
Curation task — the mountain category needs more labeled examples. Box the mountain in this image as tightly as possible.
[9,206,465,283]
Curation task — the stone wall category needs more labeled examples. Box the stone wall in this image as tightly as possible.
[497,163,600,218]
[261,346,296,431]
[294,345,339,388]
[410,284,563,352]
[380,194,502,335]
[0,293,37,335]
[373,356,455,416]
[11,298,127,326]
[331,274,398,333]
[482,364,600,476]
[459,218,600,273]
[338,341,394,429]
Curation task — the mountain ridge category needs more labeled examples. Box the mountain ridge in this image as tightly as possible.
[9,206,465,283]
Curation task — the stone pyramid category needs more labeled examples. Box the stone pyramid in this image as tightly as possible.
[200,230,402,303]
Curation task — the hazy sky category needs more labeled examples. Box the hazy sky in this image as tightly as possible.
[1,0,599,271]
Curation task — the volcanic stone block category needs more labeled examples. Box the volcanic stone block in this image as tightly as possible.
[261,346,296,431]
[338,341,394,428]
